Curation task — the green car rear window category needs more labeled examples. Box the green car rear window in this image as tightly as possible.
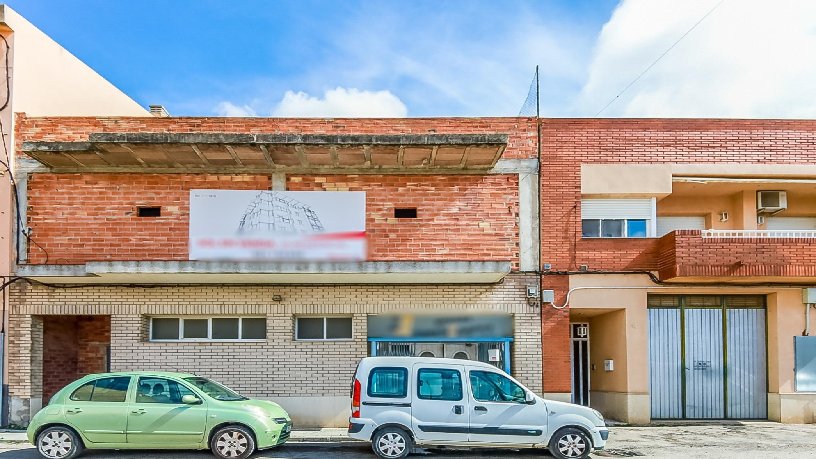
[70,377,131,402]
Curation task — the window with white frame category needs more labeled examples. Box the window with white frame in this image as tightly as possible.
[149,317,266,341]
[295,316,353,340]
[581,198,656,238]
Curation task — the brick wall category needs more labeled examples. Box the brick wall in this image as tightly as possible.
[8,274,542,412]
[26,173,520,265]
[26,174,271,264]
[15,115,538,160]
[288,175,519,264]
[658,230,816,279]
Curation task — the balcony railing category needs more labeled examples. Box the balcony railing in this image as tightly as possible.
[701,229,816,239]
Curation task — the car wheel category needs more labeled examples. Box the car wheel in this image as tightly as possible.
[210,425,256,459]
[372,427,412,459]
[36,426,84,459]
[548,427,592,459]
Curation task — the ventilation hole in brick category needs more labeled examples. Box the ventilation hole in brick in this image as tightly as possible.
[394,208,417,219]
[137,206,162,217]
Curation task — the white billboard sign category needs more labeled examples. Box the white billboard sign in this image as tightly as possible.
[189,190,366,261]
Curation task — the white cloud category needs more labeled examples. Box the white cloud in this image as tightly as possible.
[214,101,257,117]
[271,87,408,117]
[577,0,816,118]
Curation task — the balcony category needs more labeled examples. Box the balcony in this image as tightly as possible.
[657,230,816,282]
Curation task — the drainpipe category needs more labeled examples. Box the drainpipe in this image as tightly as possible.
[806,303,813,336]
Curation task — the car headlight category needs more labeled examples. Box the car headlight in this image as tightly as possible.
[273,417,289,424]
[591,409,604,422]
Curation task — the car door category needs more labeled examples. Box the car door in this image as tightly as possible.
[63,376,132,444]
[467,368,547,445]
[125,376,208,447]
[411,363,469,444]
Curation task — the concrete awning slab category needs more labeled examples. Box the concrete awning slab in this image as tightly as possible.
[22,133,508,173]
[15,261,512,284]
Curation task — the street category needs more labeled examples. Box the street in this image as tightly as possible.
[3,423,816,459]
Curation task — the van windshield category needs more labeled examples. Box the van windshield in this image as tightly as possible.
[183,377,247,401]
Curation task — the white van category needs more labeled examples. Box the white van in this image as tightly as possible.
[348,357,608,459]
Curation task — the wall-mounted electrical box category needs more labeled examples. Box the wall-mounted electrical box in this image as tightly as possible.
[541,289,555,303]
[604,359,614,372]
[803,288,816,304]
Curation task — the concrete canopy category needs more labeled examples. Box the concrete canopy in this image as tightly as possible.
[15,260,512,284]
[22,133,508,173]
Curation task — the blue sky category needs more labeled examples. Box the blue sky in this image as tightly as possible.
[7,0,816,118]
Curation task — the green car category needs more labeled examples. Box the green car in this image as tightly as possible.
[27,371,292,459]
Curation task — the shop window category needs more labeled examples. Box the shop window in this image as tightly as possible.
[417,368,463,401]
[368,367,408,398]
[149,317,266,341]
[295,316,353,340]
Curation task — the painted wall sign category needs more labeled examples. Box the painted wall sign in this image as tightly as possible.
[189,190,366,261]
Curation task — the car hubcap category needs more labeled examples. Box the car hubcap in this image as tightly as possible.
[39,431,72,459]
[216,431,248,457]
[377,432,406,457]
[557,433,587,458]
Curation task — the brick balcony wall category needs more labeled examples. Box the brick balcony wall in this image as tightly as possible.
[288,175,519,265]
[658,230,816,279]
[26,173,520,266]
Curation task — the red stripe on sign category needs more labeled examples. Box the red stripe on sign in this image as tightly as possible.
[307,231,367,240]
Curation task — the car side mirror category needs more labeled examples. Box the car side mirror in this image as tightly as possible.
[182,395,201,405]
[524,391,535,404]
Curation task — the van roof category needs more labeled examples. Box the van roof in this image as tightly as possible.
[358,356,503,371]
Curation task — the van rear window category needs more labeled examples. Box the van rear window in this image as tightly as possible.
[367,367,408,398]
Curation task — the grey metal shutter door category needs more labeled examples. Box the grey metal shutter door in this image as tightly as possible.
[684,308,725,419]
[726,308,767,419]
[648,308,682,419]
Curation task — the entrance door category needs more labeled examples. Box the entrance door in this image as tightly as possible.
[684,308,724,418]
[648,295,767,419]
[570,323,590,406]
[411,363,469,443]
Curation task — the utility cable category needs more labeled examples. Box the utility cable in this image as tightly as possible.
[595,0,726,116]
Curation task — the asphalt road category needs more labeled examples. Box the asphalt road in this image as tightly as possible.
[0,442,554,459]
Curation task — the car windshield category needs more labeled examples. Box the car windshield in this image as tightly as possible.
[183,377,247,401]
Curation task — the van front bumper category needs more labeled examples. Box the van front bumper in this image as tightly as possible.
[592,427,609,450]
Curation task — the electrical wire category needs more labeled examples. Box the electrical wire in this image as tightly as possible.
[0,34,48,264]
[595,0,727,116]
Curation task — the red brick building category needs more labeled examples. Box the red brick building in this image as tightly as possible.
[6,115,816,426]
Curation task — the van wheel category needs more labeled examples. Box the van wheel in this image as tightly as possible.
[36,426,84,459]
[210,425,256,459]
[372,427,412,458]
[548,427,591,459]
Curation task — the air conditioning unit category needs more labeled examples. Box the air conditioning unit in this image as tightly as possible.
[757,191,787,214]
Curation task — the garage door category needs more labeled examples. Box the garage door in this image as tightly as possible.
[648,295,767,420]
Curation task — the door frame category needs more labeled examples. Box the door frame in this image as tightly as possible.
[569,322,590,406]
